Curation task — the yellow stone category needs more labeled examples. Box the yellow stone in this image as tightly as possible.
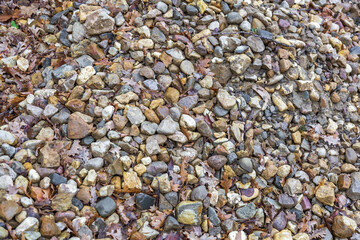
[111,176,122,193]
[293,233,310,240]
[122,171,142,191]
[272,92,288,111]
[197,0,208,14]
[275,37,292,48]
[274,229,293,240]
[315,185,335,206]
[31,71,43,86]
[292,131,301,144]
[224,165,236,177]
[23,162,33,170]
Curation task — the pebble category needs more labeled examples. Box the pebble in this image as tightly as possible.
[95,197,117,217]
[176,201,203,225]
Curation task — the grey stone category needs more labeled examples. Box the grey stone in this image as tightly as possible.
[208,207,220,227]
[76,55,95,68]
[136,193,155,210]
[227,12,243,24]
[346,148,357,163]
[238,158,253,172]
[72,22,86,43]
[151,27,166,43]
[164,216,180,232]
[347,172,360,200]
[84,158,104,171]
[247,35,265,52]
[141,121,158,135]
[157,116,179,135]
[126,106,145,125]
[236,203,256,220]
[190,186,208,201]
[95,197,117,217]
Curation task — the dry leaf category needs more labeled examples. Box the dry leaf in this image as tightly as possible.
[252,85,270,110]
[220,172,232,195]
[180,158,188,184]
[19,4,39,18]
[150,210,167,230]
[30,186,51,202]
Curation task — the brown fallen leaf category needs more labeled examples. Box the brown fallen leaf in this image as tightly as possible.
[220,172,232,195]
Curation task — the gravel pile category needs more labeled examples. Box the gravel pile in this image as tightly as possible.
[0,0,360,239]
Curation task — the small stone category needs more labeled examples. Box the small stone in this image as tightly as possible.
[296,80,313,91]
[51,193,73,211]
[345,148,357,163]
[176,201,203,225]
[228,54,251,75]
[49,173,67,186]
[278,194,296,208]
[68,114,92,139]
[217,89,236,110]
[157,116,179,135]
[207,155,227,170]
[180,60,195,75]
[17,57,29,72]
[315,185,335,206]
[347,172,360,200]
[274,229,292,240]
[95,197,117,217]
[15,217,39,236]
[283,178,302,195]
[165,87,180,103]
[238,158,253,172]
[0,227,8,239]
[277,165,291,178]
[84,9,115,35]
[0,130,17,146]
[247,35,265,52]
[123,171,142,191]
[332,215,356,238]
[164,216,180,231]
[190,186,208,201]
[136,193,155,210]
[227,12,243,24]
[338,175,351,190]
[272,92,288,111]
[84,158,104,171]
[292,131,301,144]
[38,143,61,168]
[40,215,61,237]
[236,202,256,220]
[127,106,146,125]
[0,201,22,221]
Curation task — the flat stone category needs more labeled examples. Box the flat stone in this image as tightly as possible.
[127,106,146,125]
[247,35,265,52]
[95,197,117,217]
[228,54,251,75]
[136,193,155,210]
[332,215,356,238]
[316,185,335,206]
[207,155,227,170]
[84,9,115,35]
[0,201,22,221]
[157,116,179,135]
[40,215,61,237]
[236,202,256,220]
[176,201,203,225]
[180,60,195,75]
[68,114,92,139]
